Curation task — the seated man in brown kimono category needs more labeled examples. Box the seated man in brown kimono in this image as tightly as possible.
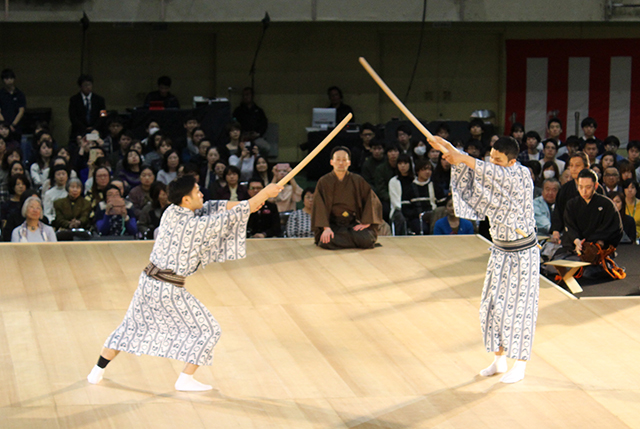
[312,146,383,250]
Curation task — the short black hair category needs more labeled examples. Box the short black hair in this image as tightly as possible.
[414,158,433,172]
[183,114,198,124]
[361,122,375,133]
[330,145,351,160]
[627,140,640,152]
[547,117,563,129]
[468,118,484,130]
[247,176,264,186]
[492,137,520,160]
[436,122,451,134]
[157,75,172,87]
[525,160,542,177]
[104,184,123,197]
[396,125,412,137]
[570,151,590,168]
[77,74,93,86]
[150,181,168,209]
[464,140,483,152]
[1,69,16,80]
[542,138,559,151]
[397,153,412,165]
[301,186,315,200]
[581,117,597,128]
[182,162,200,176]
[565,135,581,148]
[327,86,343,98]
[369,139,384,149]
[9,173,30,194]
[385,142,400,154]
[168,175,196,205]
[223,165,241,179]
[604,135,620,148]
[621,178,639,193]
[525,130,541,143]
[577,168,598,183]
[510,122,524,134]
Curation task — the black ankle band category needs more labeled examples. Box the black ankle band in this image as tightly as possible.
[97,356,111,369]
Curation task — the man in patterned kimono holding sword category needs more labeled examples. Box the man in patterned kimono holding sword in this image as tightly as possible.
[87,175,282,391]
[434,135,539,384]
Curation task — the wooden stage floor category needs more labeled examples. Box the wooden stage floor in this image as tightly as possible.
[1,236,640,428]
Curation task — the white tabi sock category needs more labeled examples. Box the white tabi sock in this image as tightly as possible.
[500,360,527,384]
[87,365,105,384]
[479,354,508,377]
[174,372,212,392]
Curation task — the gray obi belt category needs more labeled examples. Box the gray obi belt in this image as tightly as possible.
[143,262,186,287]
[492,233,538,252]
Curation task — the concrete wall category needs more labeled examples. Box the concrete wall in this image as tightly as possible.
[3,0,636,23]
[1,21,639,160]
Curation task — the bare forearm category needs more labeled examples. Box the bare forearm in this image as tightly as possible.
[13,107,25,125]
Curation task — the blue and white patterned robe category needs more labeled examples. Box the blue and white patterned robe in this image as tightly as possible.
[451,157,539,361]
[104,200,251,366]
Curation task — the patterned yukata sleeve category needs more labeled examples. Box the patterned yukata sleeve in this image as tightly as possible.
[197,200,251,267]
[451,157,529,232]
[198,200,229,216]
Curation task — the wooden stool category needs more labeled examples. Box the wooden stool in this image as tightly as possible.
[543,260,591,294]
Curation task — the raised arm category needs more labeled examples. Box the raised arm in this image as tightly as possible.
[433,136,477,170]
[226,183,283,212]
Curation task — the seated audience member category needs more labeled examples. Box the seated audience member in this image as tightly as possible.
[95,185,137,237]
[140,120,160,149]
[252,155,272,188]
[11,196,57,242]
[143,132,170,171]
[221,122,243,160]
[427,143,441,170]
[550,152,599,244]
[233,87,270,154]
[138,181,169,239]
[208,160,227,197]
[246,178,281,238]
[602,167,622,194]
[109,131,134,169]
[622,178,640,238]
[547,117,563,145]
[41,157,78,196]
[30,140,54,187]
[68,74,106,140]
[618,159,637,182]
[117,149,143,189]
[581,117,602,147]
[9,159,29,183]
[79,146,107,185]
[553,169,623,279]
[539,161,560,187]
[215,165,248,201]
[433,152,451,197]
[374,143,400,220]
[609,191,637,244]
[86,166,111,218]
[408,159,445,234]
[53,178,92,240]
[560,168,573,185]
[464,140,483,160]
[482,134,500,162]
[144,75,180,109]
[467,118,486,148]
[286,186,314,238]
[557,136,581,163]
[200,146,221,189]
[583,139,599,166]
[361,139,385,188]
[436,122,451,140]
[533,178,560,235]
[1,173,30,228]
[126,166,155,218]
[538,139,565,173]
[591,163,603,183]
[597,136,625,163]
[510,122,525,150]
[517,131,541,164]
[3,189,38,240]
[327,86,354,123]
[524,160,542,198]
[599,150,619,172]
[433,196,474,235]
[102,116,124,154]
[181,127,205,163]
[395,125,413,156]
[389,154,415,235]
[181,163,210,201]
[411,140,429,165]
[230,140,259,182]
[311,146,383,250]
[271,163,302,213]
[190,138,211,170]
[173,115,199,156]
[355,122,377,169]
[157,149,180,185]
[43,165,69,221]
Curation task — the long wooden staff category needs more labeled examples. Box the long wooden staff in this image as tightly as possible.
[360,57,540,248]
[276,112,353,186]
[358,57,447,154]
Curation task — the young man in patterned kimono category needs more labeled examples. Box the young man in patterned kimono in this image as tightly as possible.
[87,175,282,391]
[434,135,539,384]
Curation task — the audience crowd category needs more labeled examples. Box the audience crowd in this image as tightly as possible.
[0,65,636,264]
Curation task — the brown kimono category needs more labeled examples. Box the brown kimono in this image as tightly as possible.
[311,171,383,249]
